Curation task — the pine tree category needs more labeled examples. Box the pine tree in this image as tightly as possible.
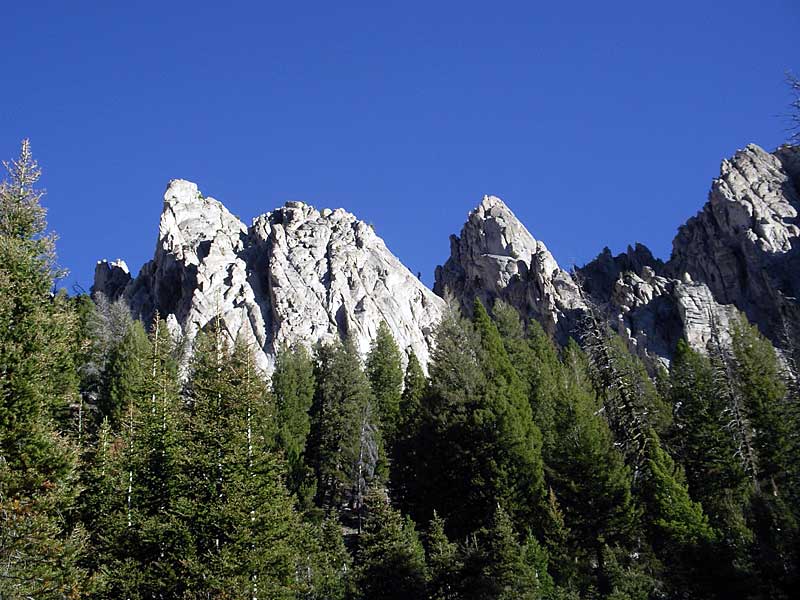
[491,301,560,460]
[669,340,749,520]
[307,337,384,524]
[578,291,669,478]
[352,489,428,600]
[181,323,303,597]
[366,321,404,447]
[390,351,428,511]
[272,343,316,503]
[471,299,546,532]
[548,341,639,593]
[400,301,546,540]
[731,316,790,494]
[392,303,486,534]
[460,505,554,600]
[296,515,351,600]
[399,350,427,429]
[426,511,461,600]
[0,139,87,598]
[99,320,151,429]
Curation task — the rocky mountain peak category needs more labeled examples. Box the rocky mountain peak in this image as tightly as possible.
[668,143,800,340]
[434,195,583,341]
[93,181,445,373]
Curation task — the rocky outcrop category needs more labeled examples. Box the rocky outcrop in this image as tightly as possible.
[95,143,800,372]
[92,180,445,373]
[435,194,740,365]
[668,144,800,340]
[433,195,586,341]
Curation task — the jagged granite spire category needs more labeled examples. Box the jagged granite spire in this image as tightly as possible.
[435,194,740,365]
[668,143,800,340]
[92,179,445,372]
[433,195,585,341]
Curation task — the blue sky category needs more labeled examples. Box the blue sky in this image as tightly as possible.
[2,0,798,291]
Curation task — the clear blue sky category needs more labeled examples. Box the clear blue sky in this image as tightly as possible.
[2,0,798,291]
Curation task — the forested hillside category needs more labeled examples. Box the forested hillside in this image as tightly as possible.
[2,140,800,599]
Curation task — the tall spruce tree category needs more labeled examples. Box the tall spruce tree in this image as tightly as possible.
[0,140,87,598]
[391,351,427,504]
[181,324,304,597]
[366,321,404,448]
[272,343,316,504]
[352,489,428,600]
[99,320,151,429]
[471,299,546,531]
[399,350,426,429]
[399,301,545,539]
[459,505,555,600]
[546,341,639,593]
[307,337,384,523]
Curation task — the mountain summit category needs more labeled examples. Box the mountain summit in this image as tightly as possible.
[93,180,444,372]
[94,144,800,369]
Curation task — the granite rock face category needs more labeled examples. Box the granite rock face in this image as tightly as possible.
[433,195,586,341]
[668,144,800,340]
[92,180,445,373]
[434,144,800,364]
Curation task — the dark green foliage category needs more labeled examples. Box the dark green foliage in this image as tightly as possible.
[0,140,86,598]
[641,432,716,548]
[491,301,560,459]
[353,489,428,600]
[400,350,427,427]
[397,301,546,539]
[543,340,639,593]
[459,505,554,600]
[669,340,749,524]
[426,511,461,600]
[180,326,304,596]
[366,321,404,447]
[731,316,790,493]
[307,337,384,517]
[98,320,150,428]
[272,343,316,503]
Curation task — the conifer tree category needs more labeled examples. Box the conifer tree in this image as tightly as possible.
[307,337,384,522]
[730,316,790,494]
[471,299,546,531]
[400,301,545,539]
[352,489,428,600]
[181,324,303,597]
[426,511,461,600]
[272,343,316,503]
[99,320,151,429]
[668,339,750,527]
[366,321,404,447]
[391,351,427,504]
[399,350,427,429]
[578,291,669,477]
[0,139,87,598]
[491,301,560,459]
[548,341,639,593]
[392,303,486,533]
[460,505,554,600]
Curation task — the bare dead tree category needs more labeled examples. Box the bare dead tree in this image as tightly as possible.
[707,313,760,492]
[788,72,800,145]
[573,271,651,481]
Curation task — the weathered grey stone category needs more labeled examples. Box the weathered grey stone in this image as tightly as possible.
[93,259,131,301]
[668,143,800,341]
[434,195,585,342]
[435,189,752,366]
[92,179,445,373]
